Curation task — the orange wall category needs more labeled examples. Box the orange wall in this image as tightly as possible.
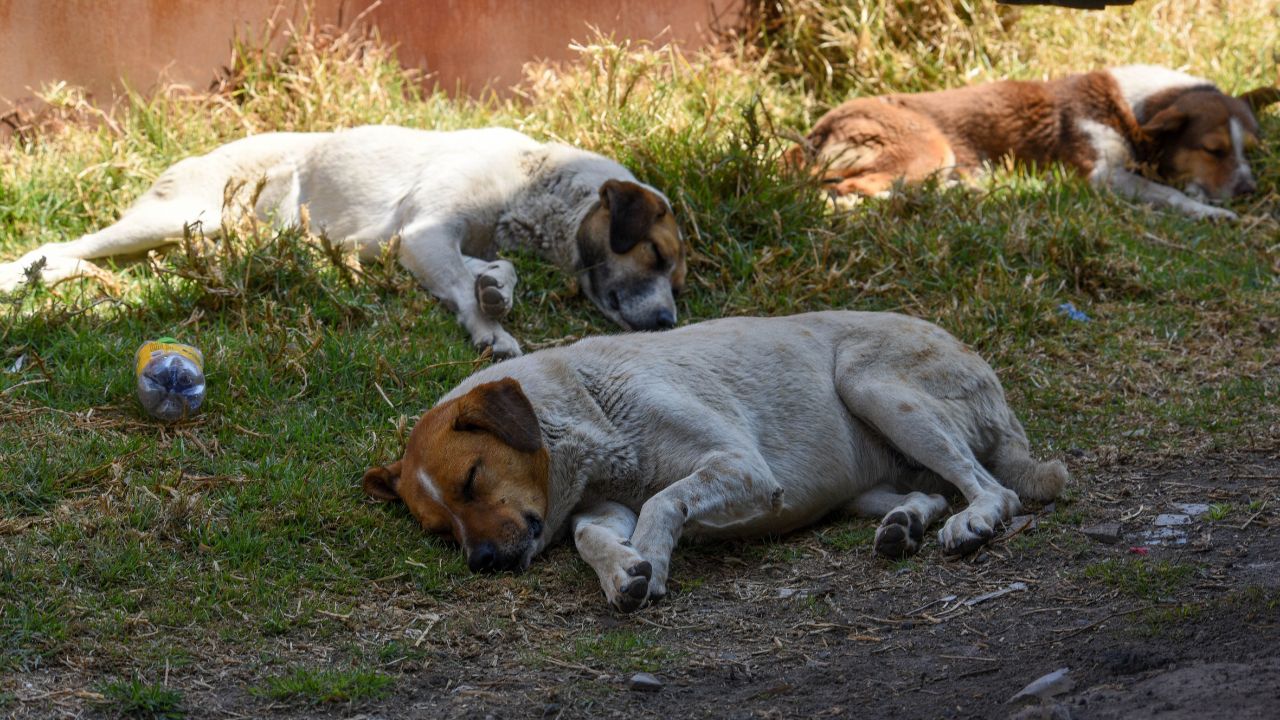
[0,0,744,108]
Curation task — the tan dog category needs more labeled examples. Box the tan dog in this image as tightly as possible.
[792,66,1278,220]
[0,126,686,357]
[363,311,1067,611]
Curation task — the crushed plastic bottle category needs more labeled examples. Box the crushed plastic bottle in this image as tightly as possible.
[135,337,206,422]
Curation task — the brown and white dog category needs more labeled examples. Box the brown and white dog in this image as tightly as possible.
[792,65,1278,220]
[0,126,686,357]
[363,311,1067,611]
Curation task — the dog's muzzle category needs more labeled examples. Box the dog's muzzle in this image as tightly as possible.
[465,513,544,573]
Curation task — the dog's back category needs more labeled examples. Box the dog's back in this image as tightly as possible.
[453,311,1063,532]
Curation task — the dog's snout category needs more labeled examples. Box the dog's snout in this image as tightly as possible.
[468,541,498,572]
[1234,177,1257,197]
[651,309,676,330]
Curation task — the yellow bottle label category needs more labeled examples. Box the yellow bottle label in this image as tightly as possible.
[135,341,204,378]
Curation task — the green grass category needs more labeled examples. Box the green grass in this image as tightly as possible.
[569,630,674,673]
[1137,603,1205,638]
[1,2,1278,713]
[818,520,877,551]
[1084,559,1198,601]
[1205,503,1233,522]
[96,678,185,719]
[251,667,394,705]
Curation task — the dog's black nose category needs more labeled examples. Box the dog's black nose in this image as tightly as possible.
[1235,177,1257,196]
[651,309,676,330]
[468,541,497,572]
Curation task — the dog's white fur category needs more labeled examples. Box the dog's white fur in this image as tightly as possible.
[0,125,676,357]
[443,311,1067,610]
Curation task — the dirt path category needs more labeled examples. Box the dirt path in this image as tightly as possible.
[9,450,1279,719]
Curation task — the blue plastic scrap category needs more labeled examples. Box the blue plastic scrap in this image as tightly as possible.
[1057,302,1090,322]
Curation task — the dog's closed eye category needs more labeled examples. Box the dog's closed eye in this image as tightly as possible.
[462,463,479,502]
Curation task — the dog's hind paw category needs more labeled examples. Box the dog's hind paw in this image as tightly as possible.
[874,509,924,559]
[472,327,522,360]
[475,272,513,320]
[609,561,653,613]
[473,261,516,320]
[939,487,1019,556]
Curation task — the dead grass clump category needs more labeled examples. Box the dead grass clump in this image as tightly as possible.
[744,0,1280,112]
[744,0,1016,100]
[209,9,424,133]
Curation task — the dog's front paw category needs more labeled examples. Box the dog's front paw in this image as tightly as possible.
[874,509,925,559]
[473,328,522,360]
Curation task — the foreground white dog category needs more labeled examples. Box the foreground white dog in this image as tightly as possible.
[362,311,1068,611]
[0,126,687,357]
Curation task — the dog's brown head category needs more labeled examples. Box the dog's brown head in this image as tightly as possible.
[362,378,549,573]
[1140,85,1275,200]
[577,180,686,331]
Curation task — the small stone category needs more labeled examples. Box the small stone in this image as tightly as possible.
[1008,667,1074,705]
[1082,522,1123,545]
[628,672,663,692]
[1000,514,1038,540]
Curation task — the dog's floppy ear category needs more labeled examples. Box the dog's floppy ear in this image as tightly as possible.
[1239,86,1280,113]
[454,378,542,453]
[599,180,658,255]
[1142,106,1188,137]
[362,460,403,502]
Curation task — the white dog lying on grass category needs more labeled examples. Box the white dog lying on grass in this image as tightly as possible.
[362,310,1068,611]
[0,125,687,358]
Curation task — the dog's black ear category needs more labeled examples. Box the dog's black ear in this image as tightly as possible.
[362,460,403,502]
[1239,86,1280,113]
[1142,106,1188,137]
[454,378,542,454]
[600,180,656,255]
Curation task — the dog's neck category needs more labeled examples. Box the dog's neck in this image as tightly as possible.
[493,143,632,275]
[527,371,641,549]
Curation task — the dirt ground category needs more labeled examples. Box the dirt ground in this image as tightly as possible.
[10,447,1280,719]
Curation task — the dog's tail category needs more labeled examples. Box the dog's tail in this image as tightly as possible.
[989,424,1069,503]
[1000,457,1069,503]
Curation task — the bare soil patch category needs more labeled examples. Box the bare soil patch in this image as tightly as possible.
[10,448,1278,719]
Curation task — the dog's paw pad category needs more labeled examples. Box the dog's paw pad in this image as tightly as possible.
[874,523,915,560]
[874,510,925,559]
[475,274,512,320]
[611,588,648,613]
[627,561,652,581]
[621,575,649,600]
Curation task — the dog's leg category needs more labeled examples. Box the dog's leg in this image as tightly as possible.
[839,383,1020,556]
[1095,168,1238,220]
[461,256,517,321]
[0,197,217,292]
[570,501,654,612]
[396,219,521,358]
[627,450,783,611]
[849,485,949,560]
